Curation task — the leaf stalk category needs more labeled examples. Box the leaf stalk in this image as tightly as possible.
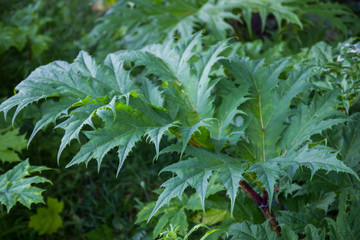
[239,180,281,236]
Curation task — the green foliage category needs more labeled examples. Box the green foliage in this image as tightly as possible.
[28,197,64,235]
[136,176,225,239]
[85,224,114,240]
[1,0,360,239]
[0,159,50,213]
[86,0,358,57]
[229,221,279,239]
[326,113,360,173]
[326,190,360,240]
[0,2,51,56]
[229,221,328,240]
[0,127,27,163]
[159,224,225,240]
[0,0,97,97]
[1,30,360,238]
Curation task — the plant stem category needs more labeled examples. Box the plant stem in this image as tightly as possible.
[258,94,266,162]
[239,180,281,237]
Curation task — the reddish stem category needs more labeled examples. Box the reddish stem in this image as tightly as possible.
[240,180,281,237]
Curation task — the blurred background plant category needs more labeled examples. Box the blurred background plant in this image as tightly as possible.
[0,0,360,239]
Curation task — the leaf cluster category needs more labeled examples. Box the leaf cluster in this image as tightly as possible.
[1,31,359,238]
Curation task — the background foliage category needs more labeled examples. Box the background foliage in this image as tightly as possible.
[0,0,360,239]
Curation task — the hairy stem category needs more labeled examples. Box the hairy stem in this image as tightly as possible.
[240,180,281,236]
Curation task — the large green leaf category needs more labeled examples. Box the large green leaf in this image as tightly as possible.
[66,102,175,175]
[179,119,211,157]
[222,58,313,162]
[55,102,103,161]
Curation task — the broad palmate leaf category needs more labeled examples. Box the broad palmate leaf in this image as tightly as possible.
[28,197,64,235]
[221,57,358,208]
[0,159,51,212]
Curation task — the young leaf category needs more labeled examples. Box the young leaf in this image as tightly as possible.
[28,197,64,235]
